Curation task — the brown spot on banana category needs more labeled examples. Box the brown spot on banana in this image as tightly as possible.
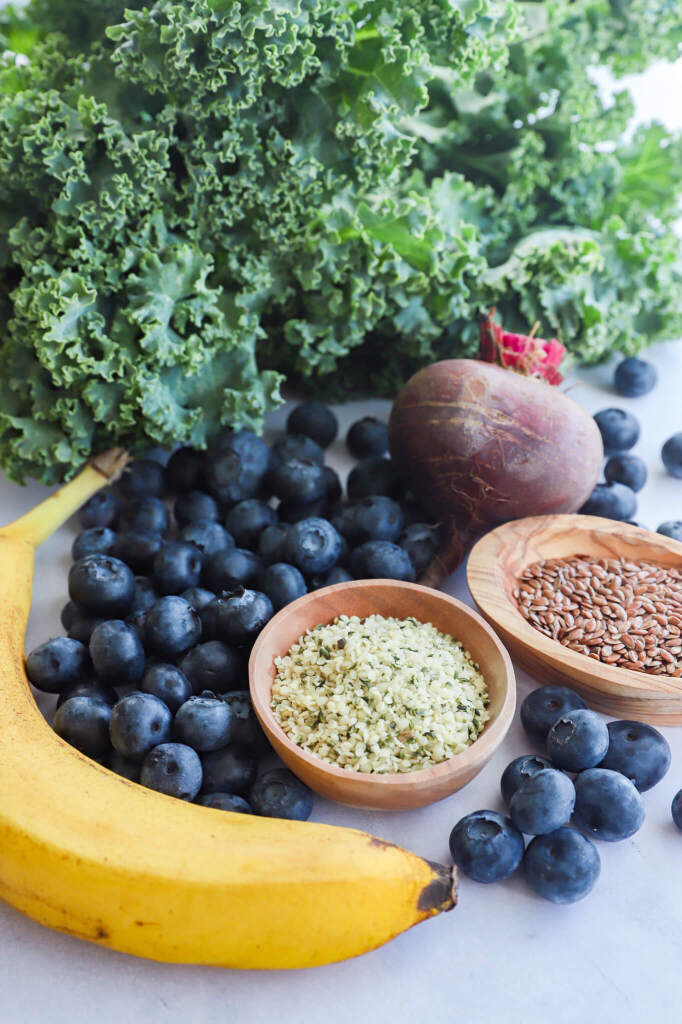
[418,861,457,914]
[367,837,456,915]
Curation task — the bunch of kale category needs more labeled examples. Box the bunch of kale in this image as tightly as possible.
[0,0,680,482]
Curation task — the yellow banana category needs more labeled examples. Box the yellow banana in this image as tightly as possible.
[0,451,456,967]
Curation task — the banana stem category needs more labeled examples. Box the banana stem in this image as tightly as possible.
[0,448,130,549]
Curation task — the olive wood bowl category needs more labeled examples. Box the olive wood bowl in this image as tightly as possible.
[249,579,515,811]
[467,514,682,725]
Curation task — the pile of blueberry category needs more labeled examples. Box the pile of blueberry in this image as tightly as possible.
[449,685,675,903]
[580,356,682,539]
[26,402,441,817]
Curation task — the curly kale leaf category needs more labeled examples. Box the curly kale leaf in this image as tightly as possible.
[0,0,681,481]
[405,0,682,367]
[0,0,506,481]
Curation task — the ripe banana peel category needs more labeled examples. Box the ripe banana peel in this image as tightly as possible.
[0,451,456,968]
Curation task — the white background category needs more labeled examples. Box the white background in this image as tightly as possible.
[1,32,682,1024]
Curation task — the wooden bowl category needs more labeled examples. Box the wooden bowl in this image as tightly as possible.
[249,580,515,811]
[467,514,682,725]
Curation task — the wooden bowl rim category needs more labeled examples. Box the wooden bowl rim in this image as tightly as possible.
[467,513,682,699]
[248,578,516,789]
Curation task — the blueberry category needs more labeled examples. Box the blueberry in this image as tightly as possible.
[105,748,140,782]
[258,524,290,565]
[346,417,388,459]
[220,690,267,751]
[202,547,263,592]
[259,563,307,611]
[523,827,600,903]
[178,640,242,694]
[579,482,637,521]
[72,527,117,561]
[140,742,203,800]
[448,810,524,882]
[205,434,270,505]
[330,504,358,540]
[573,768,645,841]
[400,493,431,526]
[398,523,441,575]
[500,754,555,806]
[208,587,274,645]
[179,520,234,559]
[509,770,576,835]
[67,611,106,644]
[672,790,682,830]
[153,541,203,594]
[598,720,671,792]
[270,457,327,504]
[26,637,90,694]
[212,428,270,463]
[141,446,171,467]
[89,620,145,684]
[113,530,164,574]
[119,496,169,535]
[309,566,353,588]
[270,434,324,467]
[336,531,353,569]
[284,517,342,575]
[225,500,278,548]
[249,768,313,820]
[53,695,112,757]
[344,496,404,543]
[201,746,257,795]
[520,686,587,743]
[593,408,640,453]
[118,459,165,500]
[347,457,401,500]
[174,490,220,527]
[196,792,252,813]
[657,521,682,542]
[546,709,609,772]
[604,454,647,493]
[141,663,193,713]
[614,356,657,398]
[277,496,330,524]
[350,541,415,581]
[126,607,148,637]
[174,694,236,752]
[323,466,342,504]
[286,401,338,449]
[109,692,173,760]
[180,586,216,611]
[165,447,205,492]
[61,601,78,631]
[198,600,222,640]
[144,596,202,658]
[131,576,159,612]
[56,678,118,709]
[69,554,136,617]
[661,432,682,479]
[79,490,121,529]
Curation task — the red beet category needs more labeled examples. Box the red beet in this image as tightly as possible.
[388,359,602,585]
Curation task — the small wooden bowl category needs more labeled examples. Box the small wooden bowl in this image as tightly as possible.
[467,514,682,725]
[249,579,515,811]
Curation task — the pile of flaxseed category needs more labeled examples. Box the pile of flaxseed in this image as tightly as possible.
[514,555,682,676]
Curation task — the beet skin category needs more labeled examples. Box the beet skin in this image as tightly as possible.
[388,360,602,583]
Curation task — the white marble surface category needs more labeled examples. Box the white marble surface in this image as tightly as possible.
[1,26,682,1021]
[2,340,682,1024]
